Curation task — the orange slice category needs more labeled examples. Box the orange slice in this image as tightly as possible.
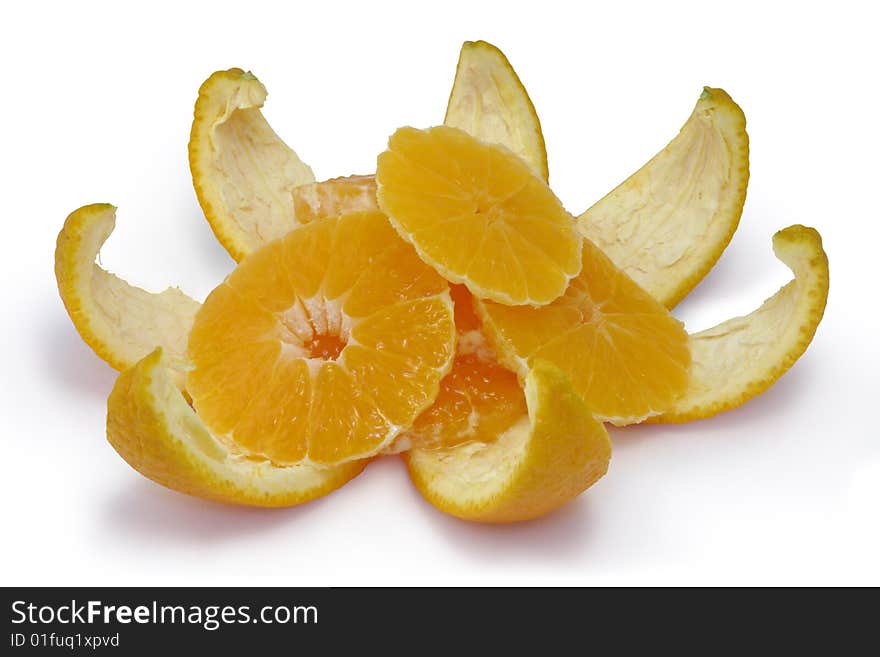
[445,40,548,181]
[579,87,749,309]
[292,174,378,223]
[186,211,456,466]
[55,204,199,373]
[476,238,691,424]
[107,349,365,507]
[376,125,581,306]
[653,225,829,422]
[400,285,526,451]
[189,69,315,261]
[404,361,611,523]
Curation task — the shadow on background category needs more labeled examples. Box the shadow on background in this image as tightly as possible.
[97,477,335,547]
[44,315,117,400]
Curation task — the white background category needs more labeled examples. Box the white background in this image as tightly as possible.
[2,0,878,586]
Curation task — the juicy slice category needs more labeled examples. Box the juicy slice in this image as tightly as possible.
[444,40,549,181]
[405,361,611,523]
[107,349,365,507]
[578,87,749,309]
[653,225,828,422]
[55,204,200,373]
[292,174,379,223]
[401,285,526,451]
[376,125,582,306]
[187,211,456,467]
[189,69,315,262]
[477,238,691,424]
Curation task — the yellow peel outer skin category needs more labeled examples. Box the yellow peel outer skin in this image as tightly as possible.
[189,69,315,262]
[445,40,549,182]
[579,87,749,309]
[653,225,829,423]
[107,349,366,507]
[55,204,200,372]
[404,362,611,523]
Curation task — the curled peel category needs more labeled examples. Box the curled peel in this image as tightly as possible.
[55,204,199,373]
[189,69,315,262]
[579,87,749,309]
[107,349,366,507]
[405,361,611,523]
[445,40,549,181]
[655,225,829,423]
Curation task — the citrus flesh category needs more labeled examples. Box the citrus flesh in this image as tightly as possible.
[477,238,691,425]
[107,349,365,507]
[654,225,828,422]
[55,204,199,373]
[401,284,526,451]
[445,40,549,181]
[186,210,456,466]
[292,174,378,223]
[405,361,611,523]
[376,125,581,306]
[189,69,315,262]
[579,87,749,309]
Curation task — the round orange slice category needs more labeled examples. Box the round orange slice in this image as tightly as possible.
[376,125,582,306]
[186,210,456,466]
[476,238,691,424]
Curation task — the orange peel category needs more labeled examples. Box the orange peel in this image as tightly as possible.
[579,87,749,308]
[107,349,365,507]
[189,69,315,261]
[55,204,199,373]
[444,40,548,181]
[654,225,829,422]
[405,361,611,523]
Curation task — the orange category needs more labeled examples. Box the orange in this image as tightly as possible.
[186,210,456,466]
[403,285,526,451]
[476,238,691,424]
[376,125,582,306]
[292,174,378,223]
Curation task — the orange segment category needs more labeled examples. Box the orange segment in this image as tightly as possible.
[476,238,691,424]
[187,211,456,466]
[405,352,526,451]
[400,284,526,451]
[292,175,378,223]
[376,125,582,306]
